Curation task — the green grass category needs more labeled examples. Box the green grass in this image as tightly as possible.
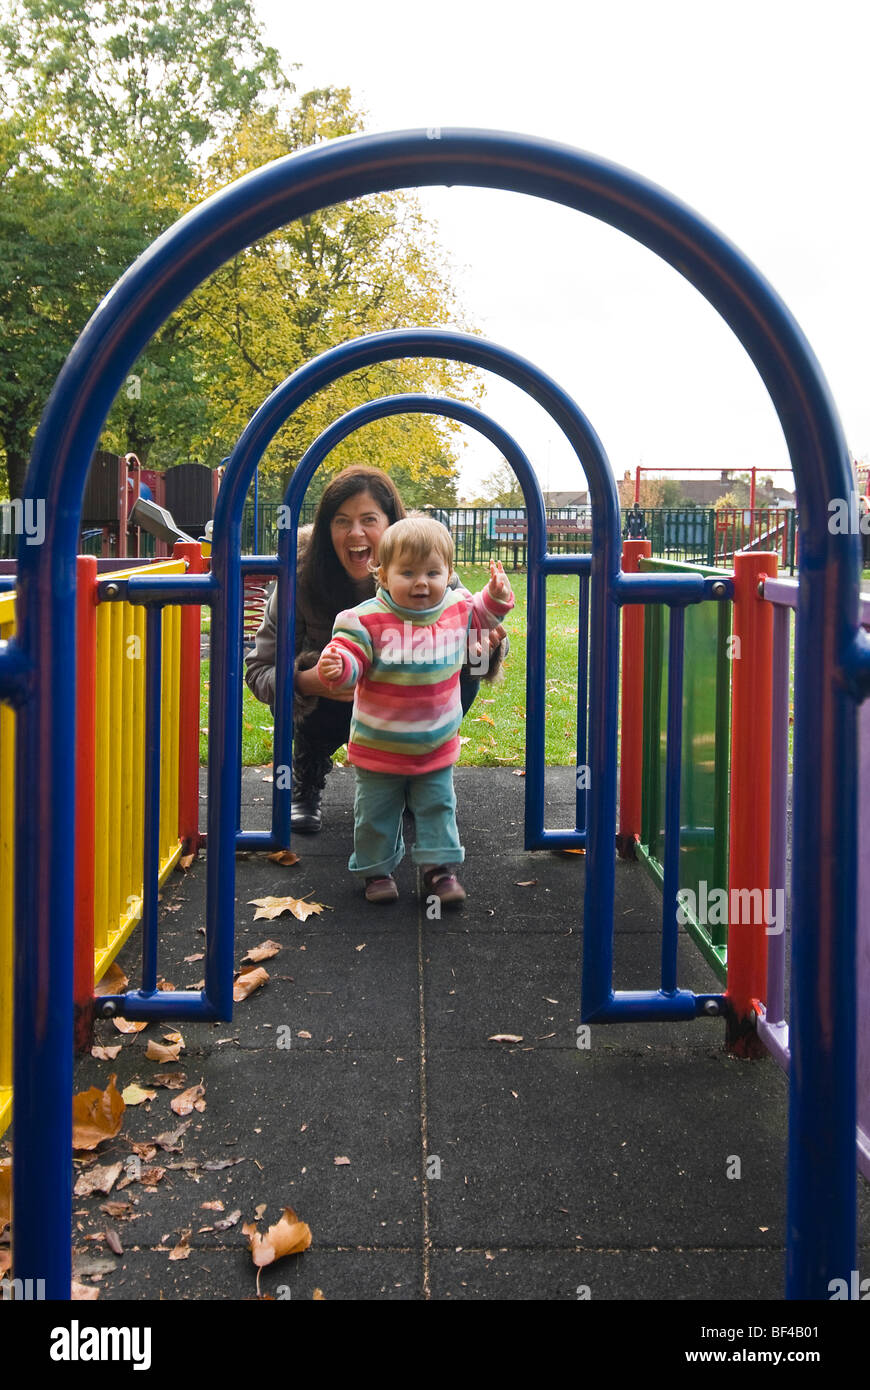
[198,565,582,767]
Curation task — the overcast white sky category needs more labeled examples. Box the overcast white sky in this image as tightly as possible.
[254,0,869,499]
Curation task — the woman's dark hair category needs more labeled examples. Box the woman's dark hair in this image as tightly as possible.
[298,466,406,613]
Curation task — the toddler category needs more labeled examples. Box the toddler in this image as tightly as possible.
[317,517,514,904]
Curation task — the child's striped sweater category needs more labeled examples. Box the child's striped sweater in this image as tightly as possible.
[322,580,514,774]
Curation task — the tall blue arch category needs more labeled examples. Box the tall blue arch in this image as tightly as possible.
[3,130,862,1299]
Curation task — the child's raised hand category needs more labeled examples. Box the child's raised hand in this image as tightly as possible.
[317,643,344,683]
[488,558,512,601]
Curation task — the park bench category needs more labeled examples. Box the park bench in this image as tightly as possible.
[493,517,590,567]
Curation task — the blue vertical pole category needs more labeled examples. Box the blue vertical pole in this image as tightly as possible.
[575,573,590,833]
[661,605,685,995]
[141,605,163,993]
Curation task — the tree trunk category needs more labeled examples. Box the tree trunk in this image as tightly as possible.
[3,445,29,501]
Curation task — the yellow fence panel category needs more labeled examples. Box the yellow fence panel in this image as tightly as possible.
[0,558,189,1136]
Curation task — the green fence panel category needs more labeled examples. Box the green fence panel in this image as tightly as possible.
[636,557,732,980]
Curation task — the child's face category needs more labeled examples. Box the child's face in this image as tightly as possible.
[381,548,449,610]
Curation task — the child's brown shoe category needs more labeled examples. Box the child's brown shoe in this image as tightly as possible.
[422,866,466,905]
[365,875,399,903]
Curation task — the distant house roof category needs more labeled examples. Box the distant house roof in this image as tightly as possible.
[676,480,795,506]
[543,489,588,507]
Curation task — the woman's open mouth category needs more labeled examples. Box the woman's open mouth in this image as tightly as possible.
[346,545,371,567]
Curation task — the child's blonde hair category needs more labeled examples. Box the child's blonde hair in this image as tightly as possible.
[375,516,454,578]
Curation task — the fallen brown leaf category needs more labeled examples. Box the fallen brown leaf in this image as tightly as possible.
[91,1044,123,1061]
[233,967,269,1002]
[170,1083,206,1117]
[514,880,537,887]
[169,1236,191,1260]
[183,952,204,964]
[179,852,196,871]
[156,979,175,992]
[153,1119,193,1151]
[313,1288,325,1299]
[163,1031,184,1046]
[100,1201,132,1219]
[244,1207,312,1268]
[333,1156,350,1166]
[201,1200,224,1212]
[121,1083,157,1106]
[267,849,300,866]
[112,1018,147,1034]
[152,1071,187,1090]
[213,1208,242,1231]
[72,1075,125,1150]
[146,1040,183,1063]
[71,1281,100,1300]
[488,1034,524,1044]
[74,1162,123,1197]
[248,894,327,923]
[93,961,129,996]
[242,940,282,963]
[130,1142,158,1161]
[140,1167,165,1187]
[0,1250,11,1277]
[105,1229,123,1256]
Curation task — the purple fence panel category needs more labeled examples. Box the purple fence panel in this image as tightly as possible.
[858,696,870,1177]
[759,576,870,1178]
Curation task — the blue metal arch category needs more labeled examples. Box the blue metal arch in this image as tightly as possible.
[3,129,860,1299]
[211,333,622,860]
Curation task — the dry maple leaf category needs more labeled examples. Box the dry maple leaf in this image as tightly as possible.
[170,1083,206,1117]
[244,1207,312,1269]
[91,1044,122,1061]
[121,1083,156,1106]
[248,894,327,923]
[93,962,129,996]
[242,940,282,963]
[112,1017,148,1035]
[74,1162,123,1198]
[146,1040,183,1063]
[72,1075,125,1150]
[267,849,300,866]
[233,966,269,1002]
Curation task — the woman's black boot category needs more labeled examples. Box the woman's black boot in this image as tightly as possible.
[290,750,331,834]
